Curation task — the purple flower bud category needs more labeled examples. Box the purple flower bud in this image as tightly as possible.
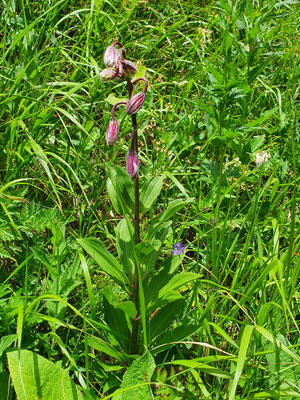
[106,120,119,146]
[120,59,138,78]
[115,59,125,79]
[104,45,117,68]
[99,68,117,81]
[126,149,139,178]
[125,92,146,115]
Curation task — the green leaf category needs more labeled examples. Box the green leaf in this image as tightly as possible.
[107,165,134,216]
[77,238,128,287]
[112,350,155,400]
[229,324,255,400]
[256,326,300,364]
[171,359,232,379]
[149,299,184,343]
[158,272,201,298]
[105,94,128,106]
[134,65,147,79]
[116,219,135,280]
[0,334,17,357]
[140,175,164,214]
[266,334,300,391]
[7,349,83,400]
[103,289,131,353]
[79,252,96,320]
[87,336,124,363]
[157,199,193,223]
[156,325,202,350]
[144,254,185,308]
[142,221,171,276]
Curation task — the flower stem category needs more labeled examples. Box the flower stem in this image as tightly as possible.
[127,78,140,354]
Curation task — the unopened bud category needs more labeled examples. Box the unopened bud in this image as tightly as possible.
[121,59,138,78]
[126,149,139,178]
[125,92,146,115]
[99,68,117,81]
[106,120,119,146]
[104,45,117,68]
[115,59,125,79]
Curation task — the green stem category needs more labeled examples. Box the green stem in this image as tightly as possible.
[211,148,225,279]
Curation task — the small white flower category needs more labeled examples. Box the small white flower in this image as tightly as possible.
[255,151,270,166]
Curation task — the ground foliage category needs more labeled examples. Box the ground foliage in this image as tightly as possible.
[0,0,299,398]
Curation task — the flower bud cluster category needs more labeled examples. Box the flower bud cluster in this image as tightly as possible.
[100,42,148,179]
[99,42,138,82]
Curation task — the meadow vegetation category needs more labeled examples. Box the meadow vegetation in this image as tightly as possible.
[0,0,299,398]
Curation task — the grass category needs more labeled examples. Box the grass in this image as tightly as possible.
[0,0,299,398]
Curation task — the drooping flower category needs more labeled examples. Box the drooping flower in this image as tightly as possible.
[125,92,146,115]
[106,120,119,146]
[120,59,138,78]
[103,45,117,68]
[126,149,139,178]
[172,242,187,255]
[99,68,117,81]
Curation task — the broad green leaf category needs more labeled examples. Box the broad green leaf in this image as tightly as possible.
[77,238,128,287]
[105,94,128,105]
[158,272,201,298]
[87,336,123,362]
[134,65,147,79]
[140,175,164,214]
[266,334,300,391]
[256,326,300,364]
[144,253,185,308]
[103,292,131,353]
[156,325,201,349]
[112,350,155,400]
[107,165,134,216]
[116,219,135,280]
[246,109,277,128]
[0,334,17,357]
[229,324,255,400]
[249,135,265,153]
[7,349,83,400]
[142,221,171,276]
[157,199,193,223]
[149,299,184,343]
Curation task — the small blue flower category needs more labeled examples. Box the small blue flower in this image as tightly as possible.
[172,241,187,255]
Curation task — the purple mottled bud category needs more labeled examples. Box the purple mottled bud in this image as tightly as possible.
[104,45,117,68]
[99,68,117,81]
[106,120,119,146]
[120,59,138,78]
[115,59,124,79]
[126,149,139,178]
[125,92,146,115]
